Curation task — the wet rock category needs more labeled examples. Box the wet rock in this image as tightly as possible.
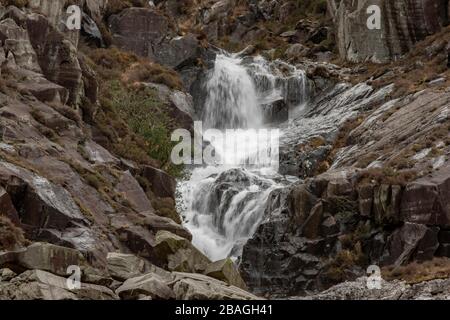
[289,185,319,227]
[262,99,288,124]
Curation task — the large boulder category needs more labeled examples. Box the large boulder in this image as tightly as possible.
[0,162,90,242]
[141,165,177,199]
[108,8,170,60]
[116,272,175,300]
[204,258,248,290]
[328,0,449,62]
[172,272,259,300]
[384,223,440,266]
[138,211,192,241]
[143,83,196,130]
[114,171,154,213]
[401,166,450,227]
[0,18,41,72]
[14,242,85,276]
[153,33,201,69]
[154,231,211,273]
[0,269,118,300]
[106,252,145,281]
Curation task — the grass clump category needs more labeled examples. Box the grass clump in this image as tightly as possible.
[0,0,28,8]
[122,61,183,90]
[0,216,28,251]
[100,81,182,176]
[382,258,450,284]
[357,168,418,186]
[82,46,185,176]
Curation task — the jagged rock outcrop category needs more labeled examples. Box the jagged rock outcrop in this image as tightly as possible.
[108,7,171,60]
[328,0,450,62]
[108,6,217,92]
[240,164,450,296]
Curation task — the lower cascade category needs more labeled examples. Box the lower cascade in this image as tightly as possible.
[177,53,305,261]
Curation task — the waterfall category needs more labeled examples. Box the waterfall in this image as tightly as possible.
[178,53,305,262]
[203,54,262,129]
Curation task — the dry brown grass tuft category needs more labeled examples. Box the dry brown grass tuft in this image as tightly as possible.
[121,61,183,90]
[357,167,417,186]
[0,216,28,251]
[0,0,28,8]
[85,47,139,79]
[382,258,450,284]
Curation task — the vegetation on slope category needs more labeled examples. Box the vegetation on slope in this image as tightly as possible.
[82,46,184,176]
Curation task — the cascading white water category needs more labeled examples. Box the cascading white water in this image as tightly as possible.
[203,54,263,129]
[177,53,305,262]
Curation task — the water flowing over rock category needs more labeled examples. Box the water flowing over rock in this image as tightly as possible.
[200,53,311,128]
[179,167,285,261]
[203,54,261,129]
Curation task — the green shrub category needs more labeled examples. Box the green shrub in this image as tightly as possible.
[102,81,182,175]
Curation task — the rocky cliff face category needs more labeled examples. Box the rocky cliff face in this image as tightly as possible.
[328,0,449,62]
